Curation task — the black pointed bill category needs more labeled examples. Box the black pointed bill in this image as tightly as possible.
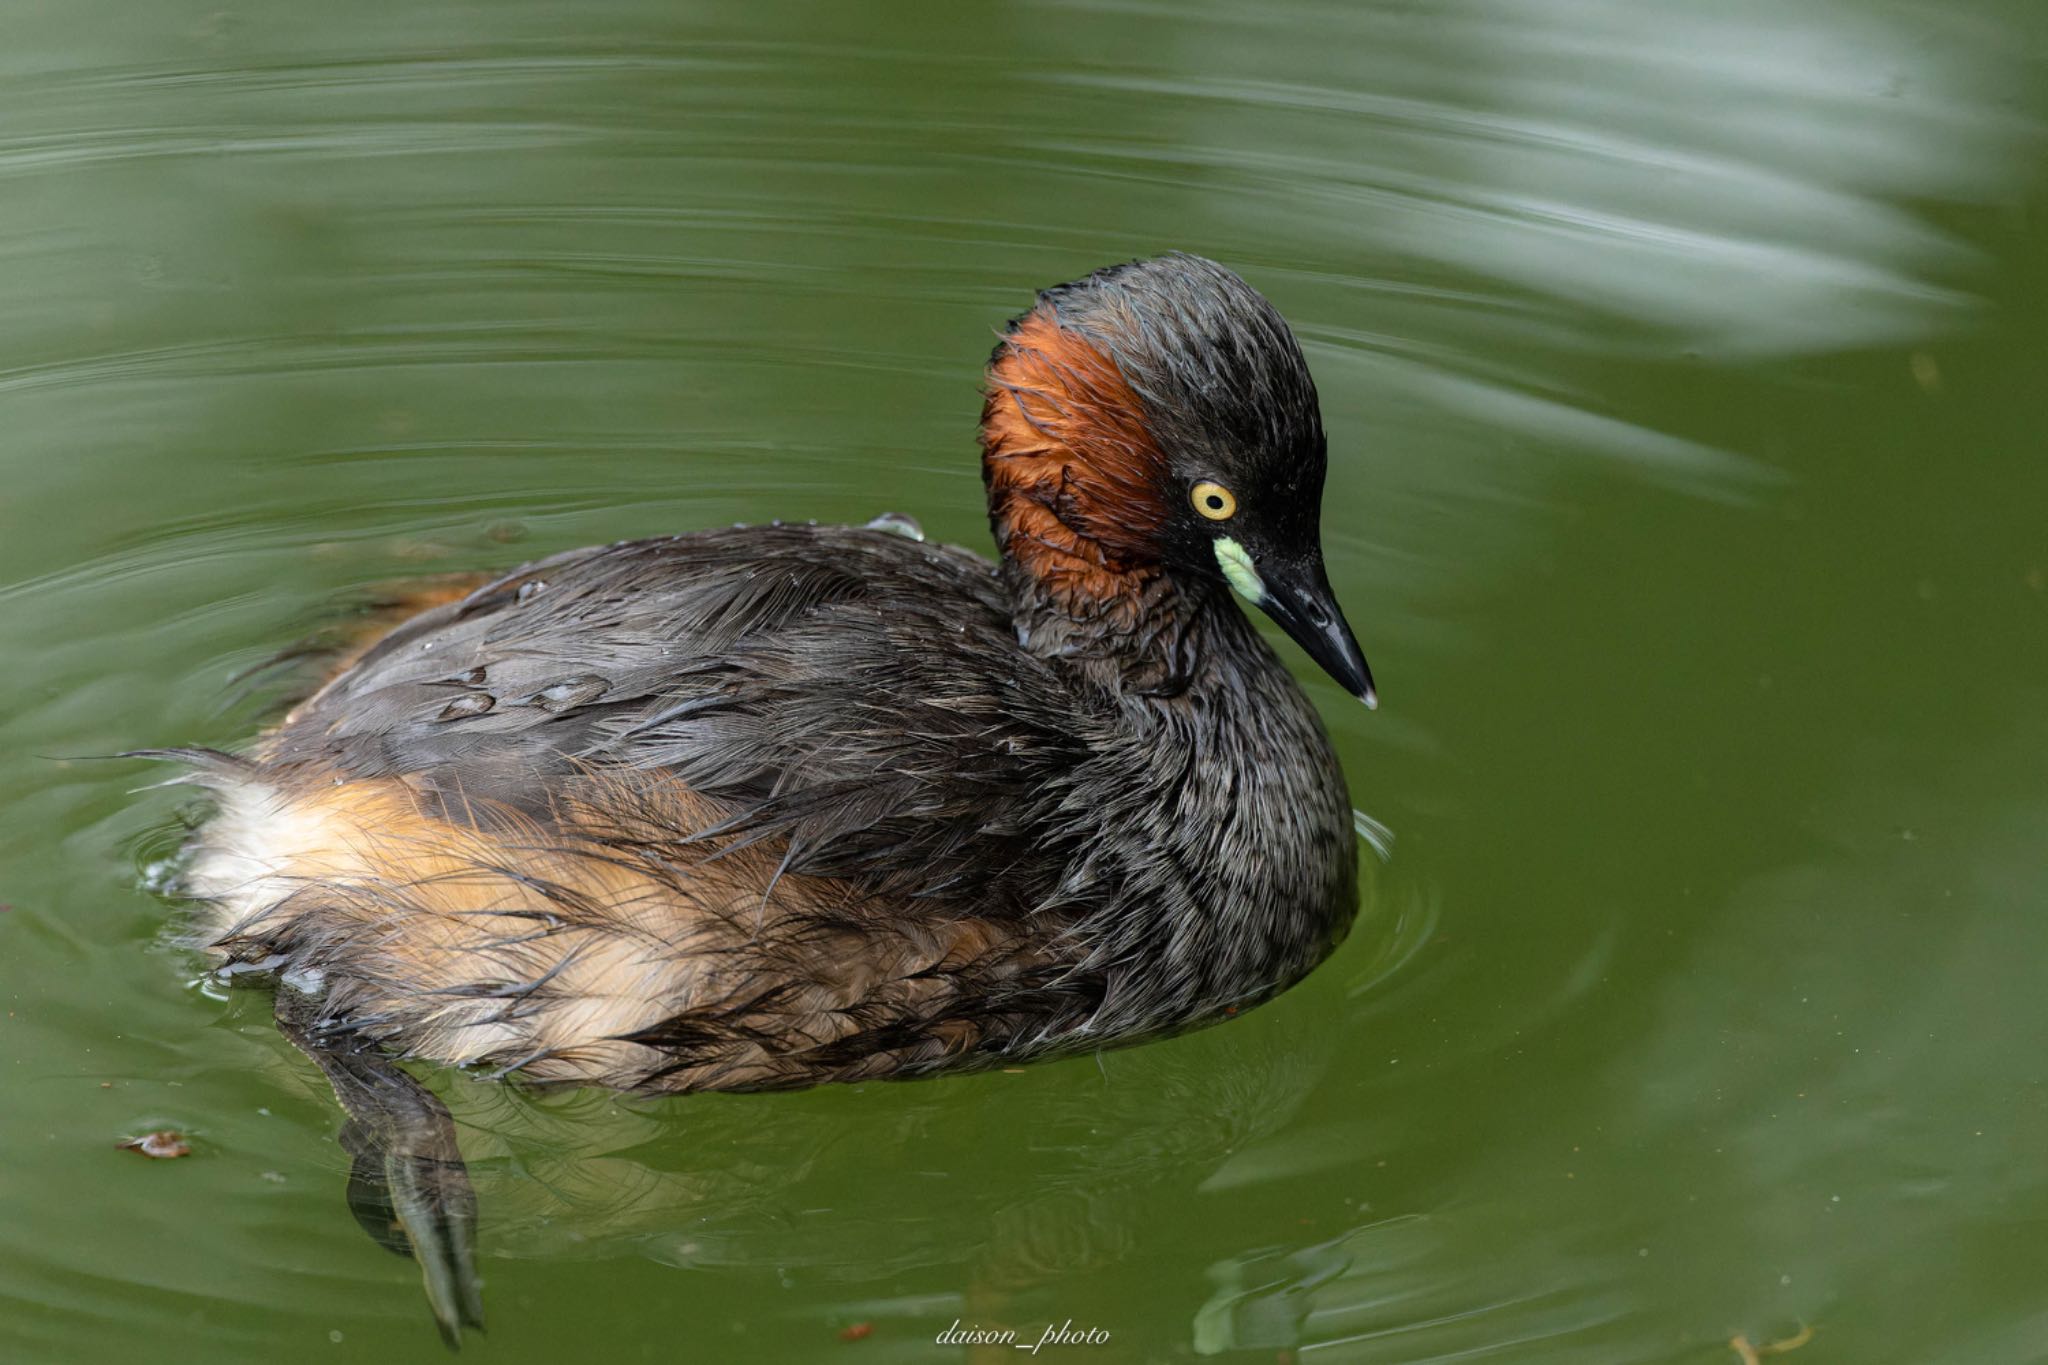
[1213,538,1377,708]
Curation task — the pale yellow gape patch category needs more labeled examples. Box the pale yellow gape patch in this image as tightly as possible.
[1213,537,1266,604]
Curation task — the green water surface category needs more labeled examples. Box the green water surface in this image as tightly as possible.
[1,2,2044,1361]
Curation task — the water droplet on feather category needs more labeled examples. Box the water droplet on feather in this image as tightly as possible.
[864,512,925,542]
[438,693,495,720]
[525,676,609,712]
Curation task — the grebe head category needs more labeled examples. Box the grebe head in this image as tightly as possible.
[980,252,1376,706]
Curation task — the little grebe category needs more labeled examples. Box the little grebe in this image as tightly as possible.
[165,252,1374,1096]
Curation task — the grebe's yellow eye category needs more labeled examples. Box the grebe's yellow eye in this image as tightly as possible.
[1191,481,1237,521]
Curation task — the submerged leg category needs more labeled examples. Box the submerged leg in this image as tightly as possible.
[274,988,487,1348]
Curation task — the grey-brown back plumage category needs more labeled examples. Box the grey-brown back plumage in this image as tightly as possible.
[276,525,1094,917]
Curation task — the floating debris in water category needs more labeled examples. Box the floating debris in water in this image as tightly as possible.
[1730,1324,1813,1364]
[116,1130,191,1159]
[837,1322,874,1343]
